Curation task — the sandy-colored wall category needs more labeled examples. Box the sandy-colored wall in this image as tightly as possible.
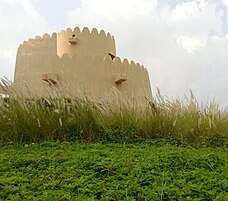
[14,33,57,90]
[14,53,152,105]
[57,27,116,58]
[60,54,152,105]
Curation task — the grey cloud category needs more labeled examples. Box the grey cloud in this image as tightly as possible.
[0,0,49,79]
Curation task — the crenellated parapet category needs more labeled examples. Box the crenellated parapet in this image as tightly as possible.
[16,27,115,59]
[57,27,116,58]
[17,33,57,56]
[14,27,152,107]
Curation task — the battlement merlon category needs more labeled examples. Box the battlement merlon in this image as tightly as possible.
[17,27,116,59]
[57,27,116,58]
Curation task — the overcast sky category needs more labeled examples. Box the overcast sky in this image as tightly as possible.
[1,0,228,106]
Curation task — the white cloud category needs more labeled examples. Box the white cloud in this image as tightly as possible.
[67,0,158,28]
[225,34,228,40]
[81,0,157,17]
[222,0,228,7]
[171,0,223,51]
[176,36,205,53]
[171,1,200,22]
[0,0,49,79]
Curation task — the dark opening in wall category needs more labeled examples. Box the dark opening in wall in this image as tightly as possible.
[108,53,116,60]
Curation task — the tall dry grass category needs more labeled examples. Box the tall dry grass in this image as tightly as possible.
[0,79,227,146]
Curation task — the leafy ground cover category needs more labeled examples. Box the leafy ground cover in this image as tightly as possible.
[1,141,227,200]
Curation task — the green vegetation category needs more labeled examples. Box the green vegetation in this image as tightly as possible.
[0,89,227,200]
[0,141,227,200]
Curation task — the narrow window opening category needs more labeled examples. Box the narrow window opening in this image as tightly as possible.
[108,53,116,60]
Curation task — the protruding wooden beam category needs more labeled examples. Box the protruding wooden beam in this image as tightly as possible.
[113,73,127,84]
[42,73,59,85]
[68,35,78,45]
